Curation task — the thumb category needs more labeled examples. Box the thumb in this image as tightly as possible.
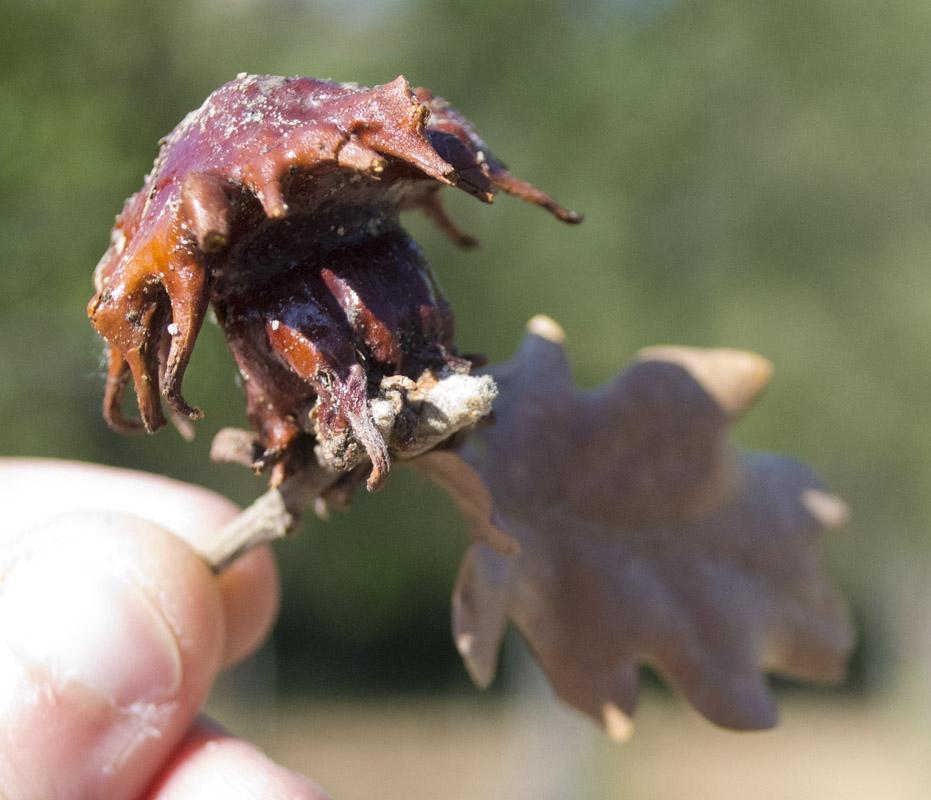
[0,510,226,800]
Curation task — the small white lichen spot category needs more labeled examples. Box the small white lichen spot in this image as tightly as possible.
[270,319,280,331]
[166,322,180,336]
[370,398,399,435]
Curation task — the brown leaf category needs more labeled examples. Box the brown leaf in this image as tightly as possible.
[431,316,854,735]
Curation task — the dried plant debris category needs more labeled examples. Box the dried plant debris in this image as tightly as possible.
[430,316,854,735]
[88,74,580,490]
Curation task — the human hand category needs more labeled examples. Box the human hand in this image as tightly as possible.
[0,458,329,799]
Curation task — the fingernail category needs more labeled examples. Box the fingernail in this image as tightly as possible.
[0,525,183,707]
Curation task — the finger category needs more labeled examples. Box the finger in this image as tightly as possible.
[1,458,239,544]
[0,511,225,800]
[215,545,280,667]
[144,716,331,800]
[0,458,280,666]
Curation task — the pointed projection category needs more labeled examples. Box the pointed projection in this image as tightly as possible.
[428,316,854,734]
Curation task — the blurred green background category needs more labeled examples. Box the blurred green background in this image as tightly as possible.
[3,0,931,795]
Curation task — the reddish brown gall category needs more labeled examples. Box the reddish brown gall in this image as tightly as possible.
[89,74,580,488]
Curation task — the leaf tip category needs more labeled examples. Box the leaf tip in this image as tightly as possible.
[602,702,635,742]
[526,314,566,344]
[802,488,850,530]
[636,346,773,418]
[455,631,498,689]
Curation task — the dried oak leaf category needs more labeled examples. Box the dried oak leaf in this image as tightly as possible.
[430,316,854,735]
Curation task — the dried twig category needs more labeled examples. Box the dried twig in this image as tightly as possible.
[200,370,498,572]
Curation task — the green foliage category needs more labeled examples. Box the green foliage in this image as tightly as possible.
[2,0,929,690]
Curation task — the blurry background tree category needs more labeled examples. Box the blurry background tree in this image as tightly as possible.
[3,0,931,706]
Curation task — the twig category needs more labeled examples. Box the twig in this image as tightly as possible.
[199,371,498,572]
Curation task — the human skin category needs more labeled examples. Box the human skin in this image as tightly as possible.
[0,458,329,800]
